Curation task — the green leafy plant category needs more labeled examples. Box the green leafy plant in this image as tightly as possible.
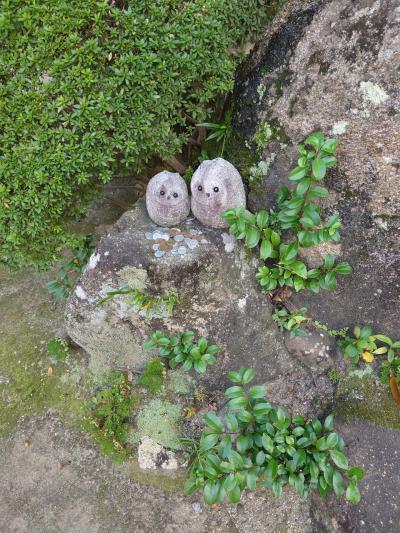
[197,122,230,157]
[47,234,94,299]
[144,331,218,374]
[139,358,165,393]
[380,357,400,385]
[47,336,69,362]
[222,134,352,294]
[84,370,138,463]
[97,288,178,318]
[272,307,309,338]
[338,327,400,365]
[0,0,281,269]
[183,367,364,505]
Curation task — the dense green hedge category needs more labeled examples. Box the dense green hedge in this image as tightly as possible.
[0,0,279,269]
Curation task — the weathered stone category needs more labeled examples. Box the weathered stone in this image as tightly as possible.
[231,0,400,338]
[190,158,246,228]
[138,436,178,470]
[146,171,190,227]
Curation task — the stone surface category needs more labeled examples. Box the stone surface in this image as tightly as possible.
[231,0,400,337]
[65,200,300,397]
[138,436,178,470]
[190,158,246,228]
[146,171,190,227]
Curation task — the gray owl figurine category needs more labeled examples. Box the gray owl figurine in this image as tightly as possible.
[146,171,190,227]
[191,158,246,228]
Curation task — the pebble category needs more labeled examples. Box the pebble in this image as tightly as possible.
[192,502,201,513]
[152,243,160,251]
[186,239,198,250]
[154,250,165,258]
[178,246,187,255]
[174,235,184,242]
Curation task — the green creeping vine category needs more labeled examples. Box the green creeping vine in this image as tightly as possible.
[273,307,400,388]
[144,331,218,374]
[222,133,352,293]
[183,367,364,505]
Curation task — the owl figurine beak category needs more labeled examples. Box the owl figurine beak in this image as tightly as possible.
[206,193,210,197]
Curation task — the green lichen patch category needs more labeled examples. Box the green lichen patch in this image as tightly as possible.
[166,369,194,395]
[334,373,400,429]
[128,399,182,450]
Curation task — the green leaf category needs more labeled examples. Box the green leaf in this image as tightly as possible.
[203,413,224,433]
[198,338,208,353]
[184,477,198,496]
[332,469,345,496]
[248,385,267,399]
[245,227,261,249]
[288,166,307,181]
[228,450,244,469]
[256,210,269,228]
[194,360,207,373]
[227,396,248,409]
[203,481,219,505]
[334,262,352,275]
[246,471,257,491]
[227,484,241,503]
[326,432,339,448]
[323,254,335,270]
[200,434,219,451]
[296,178,311,195]
[330,450,349,470]
[236,435,251,453]
[266,459,278,482]
[225,413,239,432]
[291,261,308,279]
[252,402,272,416]
[346,481,361,504]
[308,186,329,199]
[347,467,365,481]
[305,132,324,148]
[262,433,274,454]
[242,368,256,384]
[324,414,334,431]
[272,480,283,497]
[322,138,337,153]
[227,371,242,383]
[225,386,244,399]
[271,231,281,247]
[260,239,273,259]
[312,158,326,180]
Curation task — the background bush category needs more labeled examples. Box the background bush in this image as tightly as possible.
[0,0,280,269]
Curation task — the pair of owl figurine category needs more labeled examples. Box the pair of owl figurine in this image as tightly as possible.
[146,158,246,229]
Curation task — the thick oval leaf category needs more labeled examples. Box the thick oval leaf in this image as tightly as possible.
[330,449,349,470]
[245,227,261,249]
[260,239,273,259]
[332,469,345,496]
[347,466,365,481]
[312,158,327,179]
[203,412,224,432]
[242,368,256,384]
[225,386,244,399]
[248,385,267,399]
[346,482,361,504]
[200,433,219,451]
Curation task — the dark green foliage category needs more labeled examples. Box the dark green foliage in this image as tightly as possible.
[47,234,94,299]
[272,307,309,338]
[47,336,69,362]
[85,371,138,463]
[139,358,165,393]
[0,0,280,269]
[222,133,352,294]
[183,368,364,505]
[380,358,400,385]
[144,331,218,374]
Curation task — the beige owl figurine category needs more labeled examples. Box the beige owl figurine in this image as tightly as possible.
[146,171,190,227]
[190,158,246,228]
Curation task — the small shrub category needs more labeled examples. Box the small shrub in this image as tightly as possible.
[47,234,94,299]
[0,0,282,269]
[139,358,165,393]
[144,331,218,374]
[85,371,138,463]
[222,133,352,294]
[272,307,309,338]
[183,367,364,505]
[338,327,400,366]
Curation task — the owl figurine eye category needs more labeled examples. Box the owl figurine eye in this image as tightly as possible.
[173,192,178,198]
[198,185,203,191]
[160,190,165,196]
[213,187,219,193]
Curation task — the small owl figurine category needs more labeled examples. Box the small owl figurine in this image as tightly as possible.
[191,158,246,228]
[146,171,190,227]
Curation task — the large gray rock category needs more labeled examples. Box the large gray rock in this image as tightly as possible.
[231,0,400,337]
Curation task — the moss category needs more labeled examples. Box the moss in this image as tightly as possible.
[128,399,182,450]
[0,266,85,437]
[334,373,400,429]
[167,369,194,395]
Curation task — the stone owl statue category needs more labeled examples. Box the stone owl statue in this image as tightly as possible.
[190,158,246,228]
[146,171,190,226]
